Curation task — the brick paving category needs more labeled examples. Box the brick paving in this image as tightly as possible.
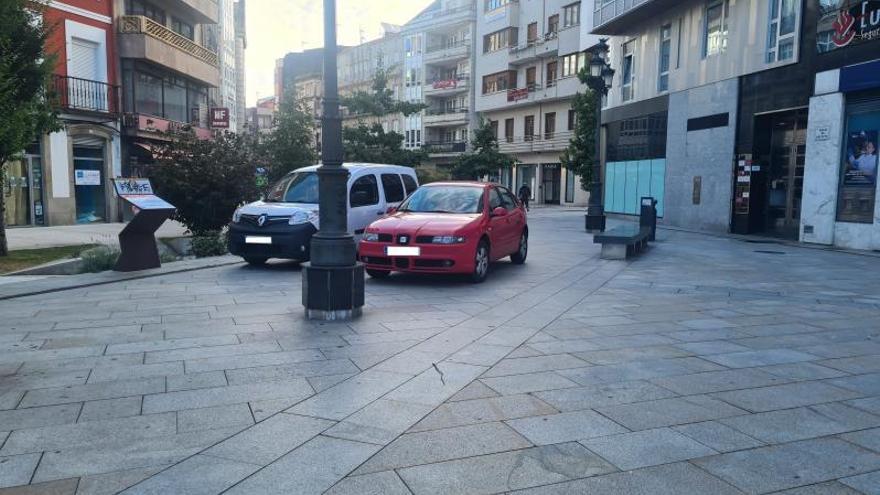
[0,209,878,494]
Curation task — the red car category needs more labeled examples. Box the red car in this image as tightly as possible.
[359,182,528,283]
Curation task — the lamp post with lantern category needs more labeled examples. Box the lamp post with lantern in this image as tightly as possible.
[583,39,615,233]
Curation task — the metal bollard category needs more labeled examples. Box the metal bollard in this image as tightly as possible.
[640,197,658,242]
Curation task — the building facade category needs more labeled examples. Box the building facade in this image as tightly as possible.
[402,0,478,170]
[205,0,242,132]
[5,0,122,228]
[245,96,276,135]
[476,0,597,206]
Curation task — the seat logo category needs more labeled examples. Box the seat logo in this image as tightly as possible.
[399,235,409,244]
[258,214,268,227]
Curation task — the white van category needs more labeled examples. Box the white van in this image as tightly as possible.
[228,163,419,265]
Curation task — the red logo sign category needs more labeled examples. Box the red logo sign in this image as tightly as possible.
[507,88,529,102]
[432,79,458,90]
[833,9,857,47]
[210,108,230,129]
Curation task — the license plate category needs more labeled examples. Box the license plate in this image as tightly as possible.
[386,246,420,256]
[245,236,272,245]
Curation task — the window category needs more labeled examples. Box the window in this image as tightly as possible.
[561,53,584,78]
[171,17,193,40]
[547,14,559,34]
[568,109,576,131]
[565,169,575,203]
[164,77,187,122]
[499,187,517,210]
[505,118,514,143]
[402,174,418,196]
[526,66,537,89]
[350,175,379,207]
[527,22,538,43]
[489,188,503,210]
[658,24,671,92]
[126,0,165,24]
[484,28,518,53]
[482,71,516,94]
[622,40,635,102]
[381,174,405,203]
[524,115,535,141]
[546,61,558,86]
[563,3,581,28]
[485,0,512,11]
[704,0,729,57]
[545,112,556,139]
[766,0,798,63]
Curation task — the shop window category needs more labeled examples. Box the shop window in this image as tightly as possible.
[658,24,671,92]
[565,169,576,203]
[837,97,880,223]
[766,0,798,63]
[704,0,729,57]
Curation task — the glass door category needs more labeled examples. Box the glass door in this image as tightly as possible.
[542,165,561,204]
[3,158,30,227]
[73,145,106,224]
[765,111,807,239]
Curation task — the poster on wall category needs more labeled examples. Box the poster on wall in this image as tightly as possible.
[74,169,101,186]
[838,129,879,222]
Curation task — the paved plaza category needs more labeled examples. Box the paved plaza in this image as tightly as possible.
[0,209,879,494]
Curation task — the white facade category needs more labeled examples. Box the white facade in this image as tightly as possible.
[207,0,241,131]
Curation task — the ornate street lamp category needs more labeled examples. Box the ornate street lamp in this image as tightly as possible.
[583,38,614,233]
[302,0,365,320]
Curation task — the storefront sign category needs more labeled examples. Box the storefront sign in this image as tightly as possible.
[74,169,101,186]
[210,108,230,129]
[818,0,880,52]
[838,128,878,222]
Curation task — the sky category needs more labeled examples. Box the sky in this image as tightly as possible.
[244,0,434,106]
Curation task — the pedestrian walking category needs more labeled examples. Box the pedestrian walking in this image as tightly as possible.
[518,183,531,211]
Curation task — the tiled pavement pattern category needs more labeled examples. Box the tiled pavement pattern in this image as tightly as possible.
[0,210,879,494]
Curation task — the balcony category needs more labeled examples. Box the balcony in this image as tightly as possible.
[483,0,519,30]
[592,0,679,35]
[118,16,220,87]
[509,33,558,65]
[423,141,468,155]
[499,130,574,154]
[424,40,471,63]
[170,0,219,24]
[122,113,212,141]
[424,75,470,96]
[53,75,119,117]
[424,108,470,127]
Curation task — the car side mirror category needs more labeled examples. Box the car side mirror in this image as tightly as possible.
[491,206,507,217]
[386,206,397,214]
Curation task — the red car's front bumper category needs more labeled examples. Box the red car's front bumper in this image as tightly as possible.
[358,240,476,274]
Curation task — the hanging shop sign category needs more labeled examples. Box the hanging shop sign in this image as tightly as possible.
[818,0,880,52]
[210,107,230,129]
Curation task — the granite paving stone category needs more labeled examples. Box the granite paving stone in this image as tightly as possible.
[165,371,227,392]
[0,453,41,489]
[557,358,725,387]
[483,354,590,377]
[703,349,821,368]
[74,466,166,495]
[596,395,749,431]
[447,381,499,402]
[175,403,254,433]
[650,368,790,395]
[480,371,580,395]
[573,346,692,365]
[671,421,765,453]
[118,454,260,495]
[397,442,617,495]
[324,471,412,495]
[719,403,880,444]
[19,377,165,408]
[205,413,333,465]
[505,410,629,445]
[828,373,880,396]
[323,399,433,445]
[223,359,359,385]
[141,379,313,413]
[841,470,880,495]
[287,370,411,420]
[841,427,880,453]
[183,349,327,374]
[580,428,717,470]
[79,397,142,423]
[694,438,880,494]
[0,478,79,494]
[771,481,864,494]
[711,381,861,412]
[409,394,557,432]
[0,404,80,431]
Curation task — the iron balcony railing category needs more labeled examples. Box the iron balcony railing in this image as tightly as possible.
[118,15,219,67]
[423,141,467,153]
[53,75,119,115]
[426,107,469,116]
[499,130,574,153]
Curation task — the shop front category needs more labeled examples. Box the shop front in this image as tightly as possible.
[3,144,45,227]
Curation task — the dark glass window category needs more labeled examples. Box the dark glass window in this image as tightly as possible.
[401,174,418,196]
[381,173,405,203]
[350,175,379,207]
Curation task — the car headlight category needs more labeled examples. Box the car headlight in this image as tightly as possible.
[363,232,380,242]
[232,208,242,224]
[431,235,466,244]
[289,210,314,225]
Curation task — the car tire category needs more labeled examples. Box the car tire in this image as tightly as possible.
[244,257,268,266]
[470,240,490,284]
[366,269,391,279]
[510,230,528,265]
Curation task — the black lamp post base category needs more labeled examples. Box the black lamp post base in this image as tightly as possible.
[302,262,365,321]
[585,206,607,233]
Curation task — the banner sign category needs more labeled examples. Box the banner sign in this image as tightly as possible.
[818,0,880,52]
[507,88,529,102]
[210,108,230,129]
[432,79,458,90]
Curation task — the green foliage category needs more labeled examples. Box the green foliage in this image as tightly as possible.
[451,119,515,180]
[415,165,451,185]
[148,130,261,235]
[342,68,426,118]
[0,0,60,256]
[191,231,228,258]
[262,95,316,183]
[343,123,427,166]
[560,68,600,191]
[79,246,120,273]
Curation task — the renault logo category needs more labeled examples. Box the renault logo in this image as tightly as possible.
[257,214,268,227]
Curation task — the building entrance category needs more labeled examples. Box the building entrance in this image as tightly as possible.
[541,164,561,205]
[2,144,44,227]
[73,143,107,224]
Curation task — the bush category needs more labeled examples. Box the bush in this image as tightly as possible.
[79,246,120,273]
[191,231,227,258]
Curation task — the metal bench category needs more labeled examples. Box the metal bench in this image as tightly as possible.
[594,223,652,260]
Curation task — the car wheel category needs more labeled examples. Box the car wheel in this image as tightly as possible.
[510,230,528,265]
[244,257,268,266]
[470,240,490,283]
[366,269,391,279]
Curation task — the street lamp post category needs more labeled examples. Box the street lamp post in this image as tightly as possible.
[301,0,365,320]
[583,39,614,233]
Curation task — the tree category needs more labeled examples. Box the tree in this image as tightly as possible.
[148,130,261,236]
[451,119,515,180]
[0,1,59,256]
[342,68,425,119]
[560,70,599,191]
[262,94,316,183]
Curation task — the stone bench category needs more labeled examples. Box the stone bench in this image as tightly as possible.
[594,223,652,260]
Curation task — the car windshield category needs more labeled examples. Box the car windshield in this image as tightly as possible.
[398,186,484,214]
[265,172,318,203]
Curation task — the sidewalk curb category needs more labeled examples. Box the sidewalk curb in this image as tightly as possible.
[0,257,243,301]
